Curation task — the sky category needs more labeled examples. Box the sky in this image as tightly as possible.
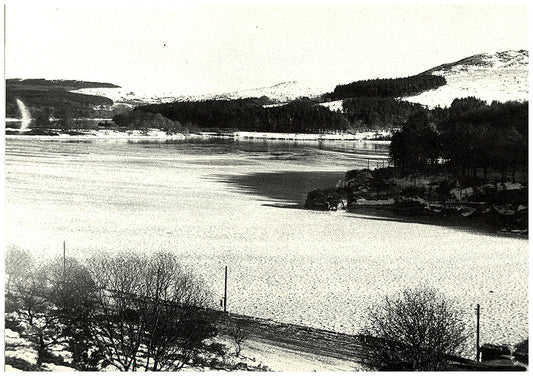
[4,3,530,95]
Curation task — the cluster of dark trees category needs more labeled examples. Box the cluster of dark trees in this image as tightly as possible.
[136,98,349,133]
[342,97,426,130]
[112,110,198,134]
[329,74,446,100]
[264,99,349,133]
[136,98,264,131]
[389,98,528,179]
[5,247,218,371]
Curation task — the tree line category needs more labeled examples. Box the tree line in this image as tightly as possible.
[342,97,426,130]
[329,74,446,100]
[135,98,350,133]
[133,97,423,133]
[112,110,199,134]
[389,98,528,179]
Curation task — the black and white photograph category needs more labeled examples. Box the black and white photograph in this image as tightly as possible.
[2,2,529,372]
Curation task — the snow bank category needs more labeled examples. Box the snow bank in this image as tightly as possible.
[235,130,391,141]
[41,364,76,372]
[6,129,187,140]
[318,100,343,112]
[242,338,363,372]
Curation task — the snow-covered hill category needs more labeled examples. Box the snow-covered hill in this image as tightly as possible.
[210,80,330,102]
[73,80,331,107]
[72,50,528,110]
[402,50,528,108]
[71,87,181,106]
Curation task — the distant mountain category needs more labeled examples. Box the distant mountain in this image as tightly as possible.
[231,50,528,109]
[71,50,528,110]
[72,80,330,106]
[402,50,528,108]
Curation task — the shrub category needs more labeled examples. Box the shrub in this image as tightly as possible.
[363,287,469,371]
[436,180,456,199]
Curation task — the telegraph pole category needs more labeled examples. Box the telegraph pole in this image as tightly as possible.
[476,304,481,362]
[223,266,228,313]
[63,241,66,275]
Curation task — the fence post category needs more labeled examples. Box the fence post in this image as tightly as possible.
[476,304,481,362]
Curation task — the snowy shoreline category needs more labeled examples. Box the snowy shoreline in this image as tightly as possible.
[234,130,391,141]
[5,128,392,142]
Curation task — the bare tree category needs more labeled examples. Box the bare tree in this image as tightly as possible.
[86,251,216,371]
[363,287,469,371]
[5,245,34,296]
[45,257,97,322]
[86,251,148,371]
[9,264,49,327]
[8,260,64,366]
[43,257,100,370]
[6,252,100,368]
[141,251,215,371]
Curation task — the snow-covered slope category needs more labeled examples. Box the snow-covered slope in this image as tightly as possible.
[71,87,181,106]
[73,80,331,106]
[212,81,329,102]
[403,50,528,108]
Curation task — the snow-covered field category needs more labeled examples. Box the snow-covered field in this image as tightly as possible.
[4,139,527,360]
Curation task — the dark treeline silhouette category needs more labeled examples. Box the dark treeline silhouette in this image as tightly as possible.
[112,110,197,134]
[136,98,349,133]
[6,78,119,90]
[330,74,446,100]
[264,99,349,132]
[342,97,426,130]
[390,98,528,179]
